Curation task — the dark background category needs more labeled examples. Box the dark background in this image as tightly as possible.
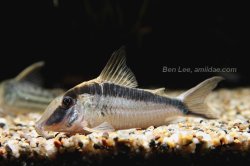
[1,1,249,89]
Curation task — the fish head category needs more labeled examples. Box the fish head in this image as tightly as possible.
[35,94,87,136]
[0,79,18,107]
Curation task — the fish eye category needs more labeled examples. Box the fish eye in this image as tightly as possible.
[62,96,74,109]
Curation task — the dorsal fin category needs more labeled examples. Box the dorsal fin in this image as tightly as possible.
[97,46,138,88]
[15,61,44,85]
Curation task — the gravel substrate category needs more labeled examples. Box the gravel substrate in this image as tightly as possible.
[1,88,250,166]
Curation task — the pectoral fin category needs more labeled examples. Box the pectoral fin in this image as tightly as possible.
[83,122,115,133]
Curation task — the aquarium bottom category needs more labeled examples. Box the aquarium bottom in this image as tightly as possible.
[1,88,250,166]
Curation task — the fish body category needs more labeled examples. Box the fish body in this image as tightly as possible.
[0,62,63,115]
[66,82,185,129]
[35,47,223,136]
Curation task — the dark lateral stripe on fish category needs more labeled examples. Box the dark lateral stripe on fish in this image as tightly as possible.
[13,93,52,107]
[64,83,101,99]
[65,83,189,114]
[3,82,55,106]
[17,94,52,104]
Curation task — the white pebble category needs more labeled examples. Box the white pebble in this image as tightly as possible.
[5,140,20,158]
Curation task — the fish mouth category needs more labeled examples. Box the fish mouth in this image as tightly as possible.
[35,122,49,137]
[35,119,64,138]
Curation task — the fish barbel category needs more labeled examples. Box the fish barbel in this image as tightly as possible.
[35,47,223,136]
[0,62,64,115]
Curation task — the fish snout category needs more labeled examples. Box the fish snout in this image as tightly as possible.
[35,121,46,137]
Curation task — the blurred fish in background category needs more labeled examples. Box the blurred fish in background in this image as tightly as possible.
[0,62,64,116]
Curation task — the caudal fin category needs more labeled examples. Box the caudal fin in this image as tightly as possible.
[177,76,224,118]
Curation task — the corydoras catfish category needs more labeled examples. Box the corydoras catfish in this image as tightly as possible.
[0,62,63,115]
[35,47,223,136]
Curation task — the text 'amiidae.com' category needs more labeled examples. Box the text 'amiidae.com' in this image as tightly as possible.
[162,66,237,73]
